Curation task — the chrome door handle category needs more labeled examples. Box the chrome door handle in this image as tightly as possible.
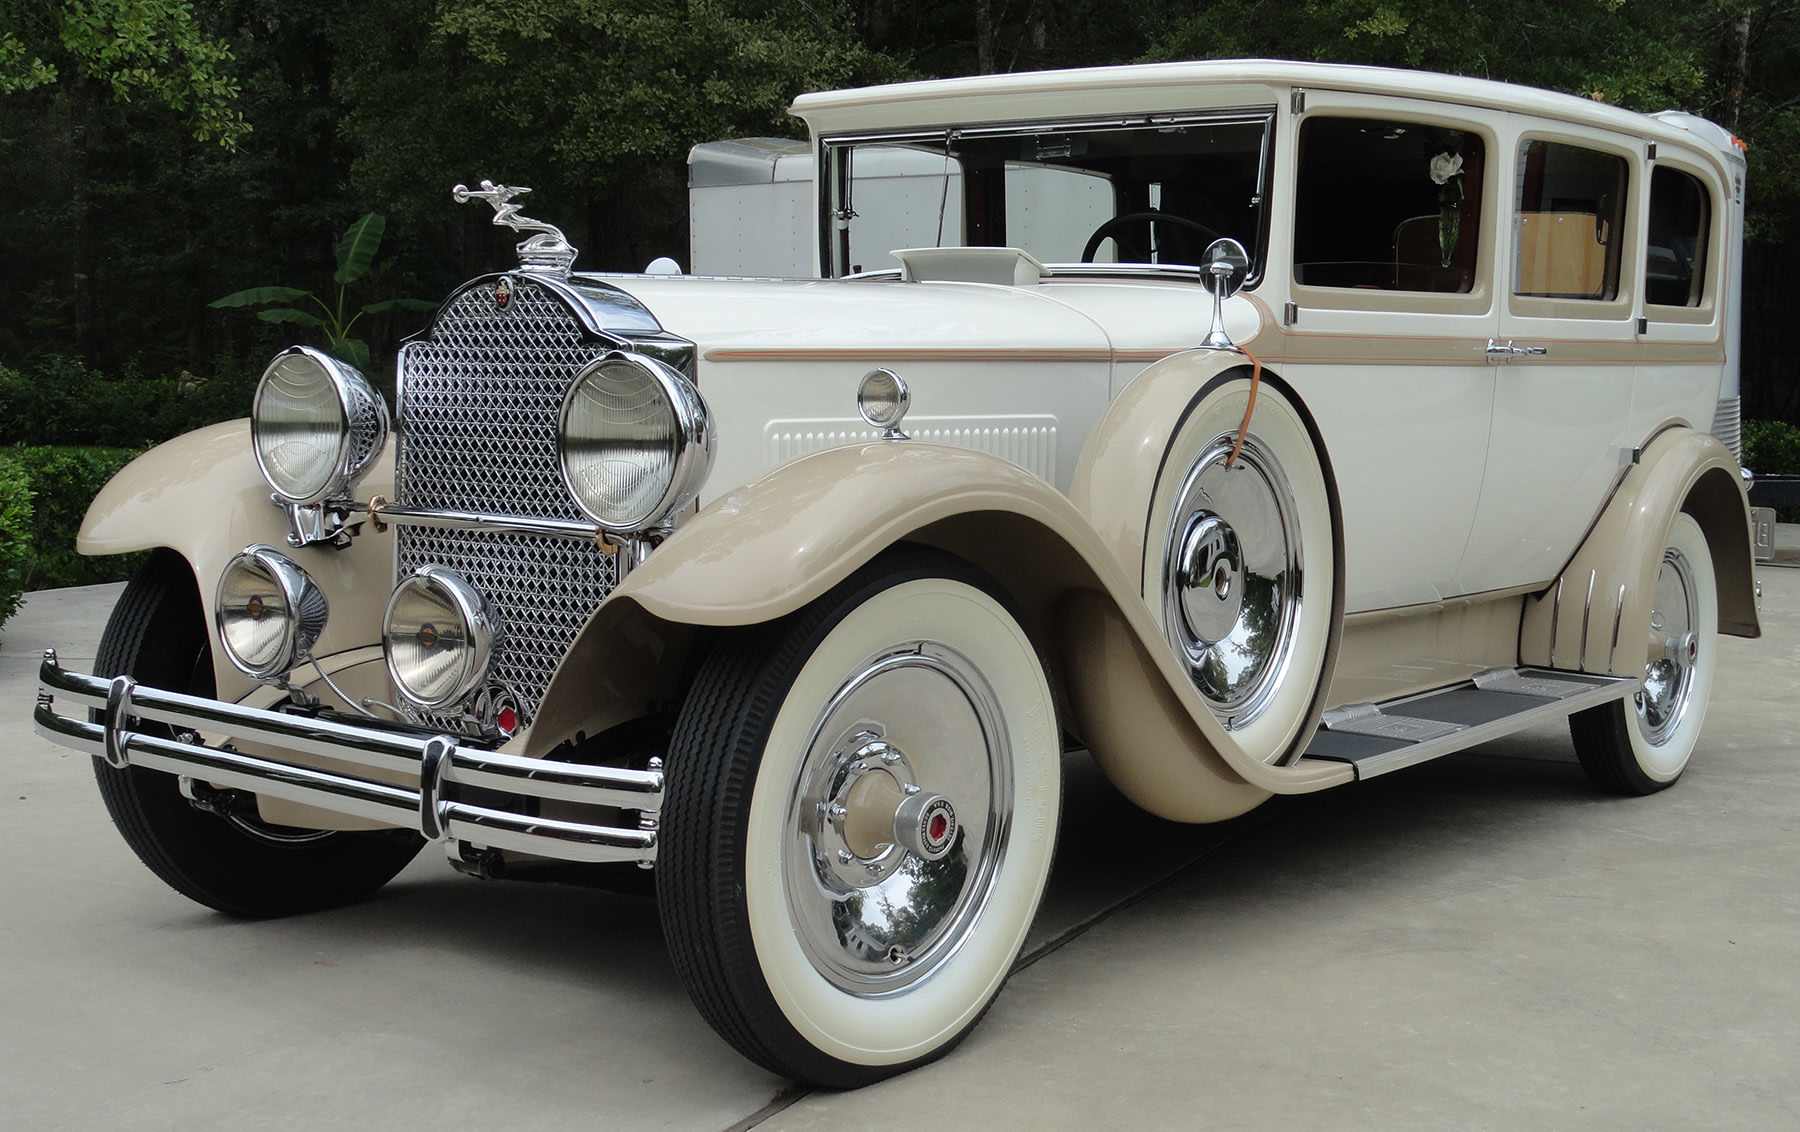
[1484,339,1550,362]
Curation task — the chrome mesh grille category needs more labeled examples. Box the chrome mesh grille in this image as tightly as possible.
[396,278,618,725]
[396,527,618,723]
[398,281,608,519]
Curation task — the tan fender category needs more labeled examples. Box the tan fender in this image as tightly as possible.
[1066,347,1347,766]
[77,419,398,704]
[1520,427,1760,675]
[1071,348,1249,584]
[529,440,1353,821]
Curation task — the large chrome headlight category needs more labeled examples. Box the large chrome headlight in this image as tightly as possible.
[383,566,501,711]
[215,546,328,680]
[558,351,714,533]
[252,346,389,505]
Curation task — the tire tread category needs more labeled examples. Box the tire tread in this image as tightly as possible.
[658,546,1026,1087]
[92,550,423,918]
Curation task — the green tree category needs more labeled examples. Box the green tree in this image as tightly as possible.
[1,0,247,359]
[0,0,247,143]
[340,0,904,271]
[1145,0,1707,108]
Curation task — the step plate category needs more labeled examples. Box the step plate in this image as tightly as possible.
[1306,668,1635,779]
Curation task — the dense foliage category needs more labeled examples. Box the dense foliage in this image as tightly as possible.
[4,1,1797,412]
[2,0,1799,619]
[0,446,145,630]
[1744,418,1800,475]
[0,456,28,627]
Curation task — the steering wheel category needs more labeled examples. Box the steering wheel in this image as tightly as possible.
[1081,210,1222,263]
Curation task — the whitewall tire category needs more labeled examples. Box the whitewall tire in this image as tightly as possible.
[1570,512,1718,794]
[659,547,1060,1087]
[1143,373,1338,764]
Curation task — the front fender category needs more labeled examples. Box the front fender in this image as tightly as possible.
[77,419,397,703]
[1520,427,1759,675]
[529,441,1353,818]
[1069,348,1248,585]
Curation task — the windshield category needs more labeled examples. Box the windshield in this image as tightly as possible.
[822,111,1274,280]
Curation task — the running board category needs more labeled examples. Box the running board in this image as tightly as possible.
[1304,667,1635,779]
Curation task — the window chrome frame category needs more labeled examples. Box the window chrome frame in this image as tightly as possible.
[817,108,1278,286]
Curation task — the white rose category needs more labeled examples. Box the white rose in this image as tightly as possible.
[1429,152,1464,185]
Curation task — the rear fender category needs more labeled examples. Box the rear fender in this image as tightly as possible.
[529,441,1354,820]
[1520,427,1759,675]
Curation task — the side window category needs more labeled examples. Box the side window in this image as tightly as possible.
[1646,166,1710,307]
[833,144,965,275]
[1513,140,1627,301]
[1293,117,1484,293]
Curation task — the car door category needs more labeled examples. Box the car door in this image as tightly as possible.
[1271,93,1500,612]
[1455,124,1641,596]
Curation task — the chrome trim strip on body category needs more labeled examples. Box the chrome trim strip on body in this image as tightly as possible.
[34,652,661,866]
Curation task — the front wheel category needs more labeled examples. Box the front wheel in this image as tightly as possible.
[1570,512,1718,795]
[658,548,1060,1087]
[92,549,424,918]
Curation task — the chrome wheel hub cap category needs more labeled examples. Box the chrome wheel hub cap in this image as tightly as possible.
[1162,434,1303,728]
[786,644,1008,993]
[1174,511,1245,645]
[1636,547,1699,745]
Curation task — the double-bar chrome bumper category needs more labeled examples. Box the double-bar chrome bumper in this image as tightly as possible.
[33,650,661,865]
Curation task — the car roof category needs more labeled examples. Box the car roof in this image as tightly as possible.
[791,58,1739,170]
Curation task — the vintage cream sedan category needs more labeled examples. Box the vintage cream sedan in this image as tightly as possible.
[35,59,1760,1086]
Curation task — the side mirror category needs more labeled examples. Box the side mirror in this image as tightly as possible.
[1200,238,1250,299]
[1199,238,1250,349]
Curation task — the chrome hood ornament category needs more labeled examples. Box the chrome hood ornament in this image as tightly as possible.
[453,180,579,277]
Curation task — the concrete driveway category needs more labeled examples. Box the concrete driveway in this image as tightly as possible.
[3,566,1795,1130]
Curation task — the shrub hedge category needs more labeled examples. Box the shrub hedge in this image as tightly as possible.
[0,446,147,634]
[1742,418,1800,477]
[0,351,257,634]
[0,459,30,628]
[0,356,256,448]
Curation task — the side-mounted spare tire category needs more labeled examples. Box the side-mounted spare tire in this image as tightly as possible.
[1142,371,1341,765]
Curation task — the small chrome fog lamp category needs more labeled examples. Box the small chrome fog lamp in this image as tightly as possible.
[252,345,389,505]
[216,546,328,679]
[383,566,501,711]
[858,368,910,439]
[557,351,714,533]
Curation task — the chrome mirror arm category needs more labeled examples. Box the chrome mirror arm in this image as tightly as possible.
[1197,238,1251,350]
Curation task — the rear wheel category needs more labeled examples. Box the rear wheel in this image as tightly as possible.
[93,550,423,918]
[659,547,1060,1087]
[1570,513,1717,795]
